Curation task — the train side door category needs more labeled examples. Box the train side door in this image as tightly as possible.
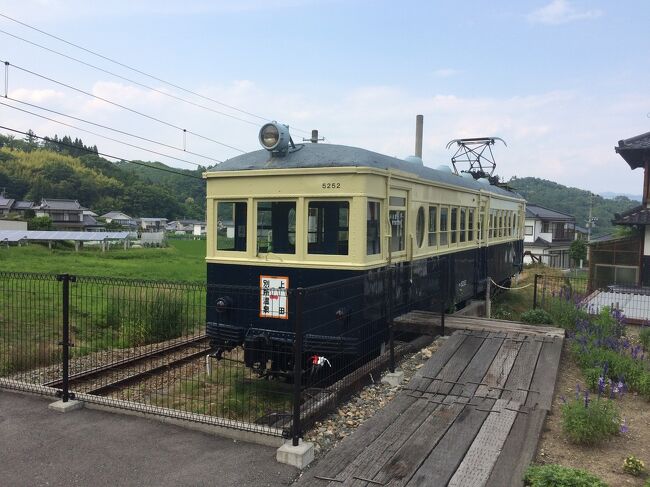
[388,189,409,310]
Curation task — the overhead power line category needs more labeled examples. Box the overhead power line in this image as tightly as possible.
[0,99,215,167]
[0,57,247,154]
[0,125,203,180]
[0,12,309,135]
[2,96,222,165]
[0,28,263,128]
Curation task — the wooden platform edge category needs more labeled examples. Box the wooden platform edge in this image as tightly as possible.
[394,311,565,338]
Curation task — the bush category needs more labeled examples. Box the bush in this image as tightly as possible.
[639,326,650,351]
[546,297,589,330]
[524,464,608,487]
[520,308,553,325]
[622,455,645,476]
[562,395,620,445]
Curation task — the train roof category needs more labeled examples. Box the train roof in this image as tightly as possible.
[211,143,523,199]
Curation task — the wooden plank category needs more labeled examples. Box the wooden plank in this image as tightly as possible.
[332,397,437,486]
[525,337,564,411]
[474,338,522,398]
[424,334,486,395]
[447,399,520,487]
[485,408,547,487]
[367,395,469,487]
[294,394,418,485]
[449,333,505,398]
[341,396,464,487]
[405,397,496,487]
[499,339,543,404]
[406,332,467,393]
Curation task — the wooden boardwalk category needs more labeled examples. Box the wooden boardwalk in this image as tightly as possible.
[295,326,564,487]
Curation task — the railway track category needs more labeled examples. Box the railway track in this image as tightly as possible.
[43,335,210,395]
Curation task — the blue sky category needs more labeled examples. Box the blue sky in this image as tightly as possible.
[0,0,649,195]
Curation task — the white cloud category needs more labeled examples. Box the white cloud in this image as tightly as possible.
[8,88,65,104]
[528,0,602,25]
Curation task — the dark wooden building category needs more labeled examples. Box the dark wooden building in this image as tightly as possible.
[596,131,650,287]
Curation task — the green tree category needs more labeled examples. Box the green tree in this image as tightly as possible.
[28,216,53,230]
[569,239,587,267]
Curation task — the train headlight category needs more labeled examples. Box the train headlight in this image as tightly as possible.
[215,296,232,313]
[259,122,290,154]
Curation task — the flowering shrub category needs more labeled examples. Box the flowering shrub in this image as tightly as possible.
[561,388,620,445]
[622,455,645,476]
[523,464,608,487]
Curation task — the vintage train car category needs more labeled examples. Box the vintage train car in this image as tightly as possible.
[205,123,525,376]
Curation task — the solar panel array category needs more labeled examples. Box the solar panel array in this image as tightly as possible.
[0,230,130,242]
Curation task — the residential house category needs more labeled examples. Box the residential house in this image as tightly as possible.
[0,196,15,216]
[12,201,35,218]
[101,211,137,229]
[36,199,86,230]
[138,217,168,232]
[523,204,580,268]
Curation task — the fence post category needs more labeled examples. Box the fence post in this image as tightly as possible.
[57,273,76,403]
[292,288,304,447]
[388,266,395,373]
[533,274,539,309]
[485,277,492,319]
[440,261,446,336]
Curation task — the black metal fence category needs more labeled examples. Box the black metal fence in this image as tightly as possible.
[0,268,446,442]
[533,274,650,325]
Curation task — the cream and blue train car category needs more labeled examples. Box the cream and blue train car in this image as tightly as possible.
[204,123,525,375]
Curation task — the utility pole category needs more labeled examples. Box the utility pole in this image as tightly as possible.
[587,192,594,243]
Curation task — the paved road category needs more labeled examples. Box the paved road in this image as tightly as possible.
[0,390,298,487]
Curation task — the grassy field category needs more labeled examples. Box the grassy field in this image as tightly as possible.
[0,239,206,282]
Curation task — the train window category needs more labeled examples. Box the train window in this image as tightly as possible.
[216,201,247,251]
[498,211,503,238]
[390,210,406,252]
[439,207,448,246]
[308,201,349,255]
[428,206,437,246]
[416,207,425,248]
[460,208,466,243]
[468,208,474,241]
[450,207,458,244]
[507,212,512,237]
[367,201,381,255]
[256,201,296,254]
[489,210,494,239]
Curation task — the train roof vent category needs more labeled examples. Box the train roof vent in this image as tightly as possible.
[436,164,453,173]
[404,155,424,165]
[461,172,475,179]
[477,177,490,185]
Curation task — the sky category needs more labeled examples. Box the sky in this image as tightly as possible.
[0,0,649,195]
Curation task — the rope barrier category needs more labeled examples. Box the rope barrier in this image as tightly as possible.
[489,278,534,291]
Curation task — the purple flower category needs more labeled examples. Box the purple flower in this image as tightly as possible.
[575,383,581,400]
[597,376,606,395]
[560,395,567,404]
[620,419,629,434]
[584,390,590,408]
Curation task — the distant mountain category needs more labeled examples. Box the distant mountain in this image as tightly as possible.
[509,177,639,237]
[0,133,206,220]
[600,191,642,201]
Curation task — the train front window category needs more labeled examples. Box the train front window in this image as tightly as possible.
[468,208,474,241]
[216,201,247,251]
[308,201,349,255]
[256,201,296,254]
[460,208,466,243]
[367,201,381,255]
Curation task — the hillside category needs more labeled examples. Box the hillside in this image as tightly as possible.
[0,133,207,220]
[509,177,639,237]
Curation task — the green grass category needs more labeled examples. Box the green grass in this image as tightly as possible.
[0,239,206,281]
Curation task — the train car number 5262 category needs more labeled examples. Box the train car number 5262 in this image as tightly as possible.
[322,182,341,189]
